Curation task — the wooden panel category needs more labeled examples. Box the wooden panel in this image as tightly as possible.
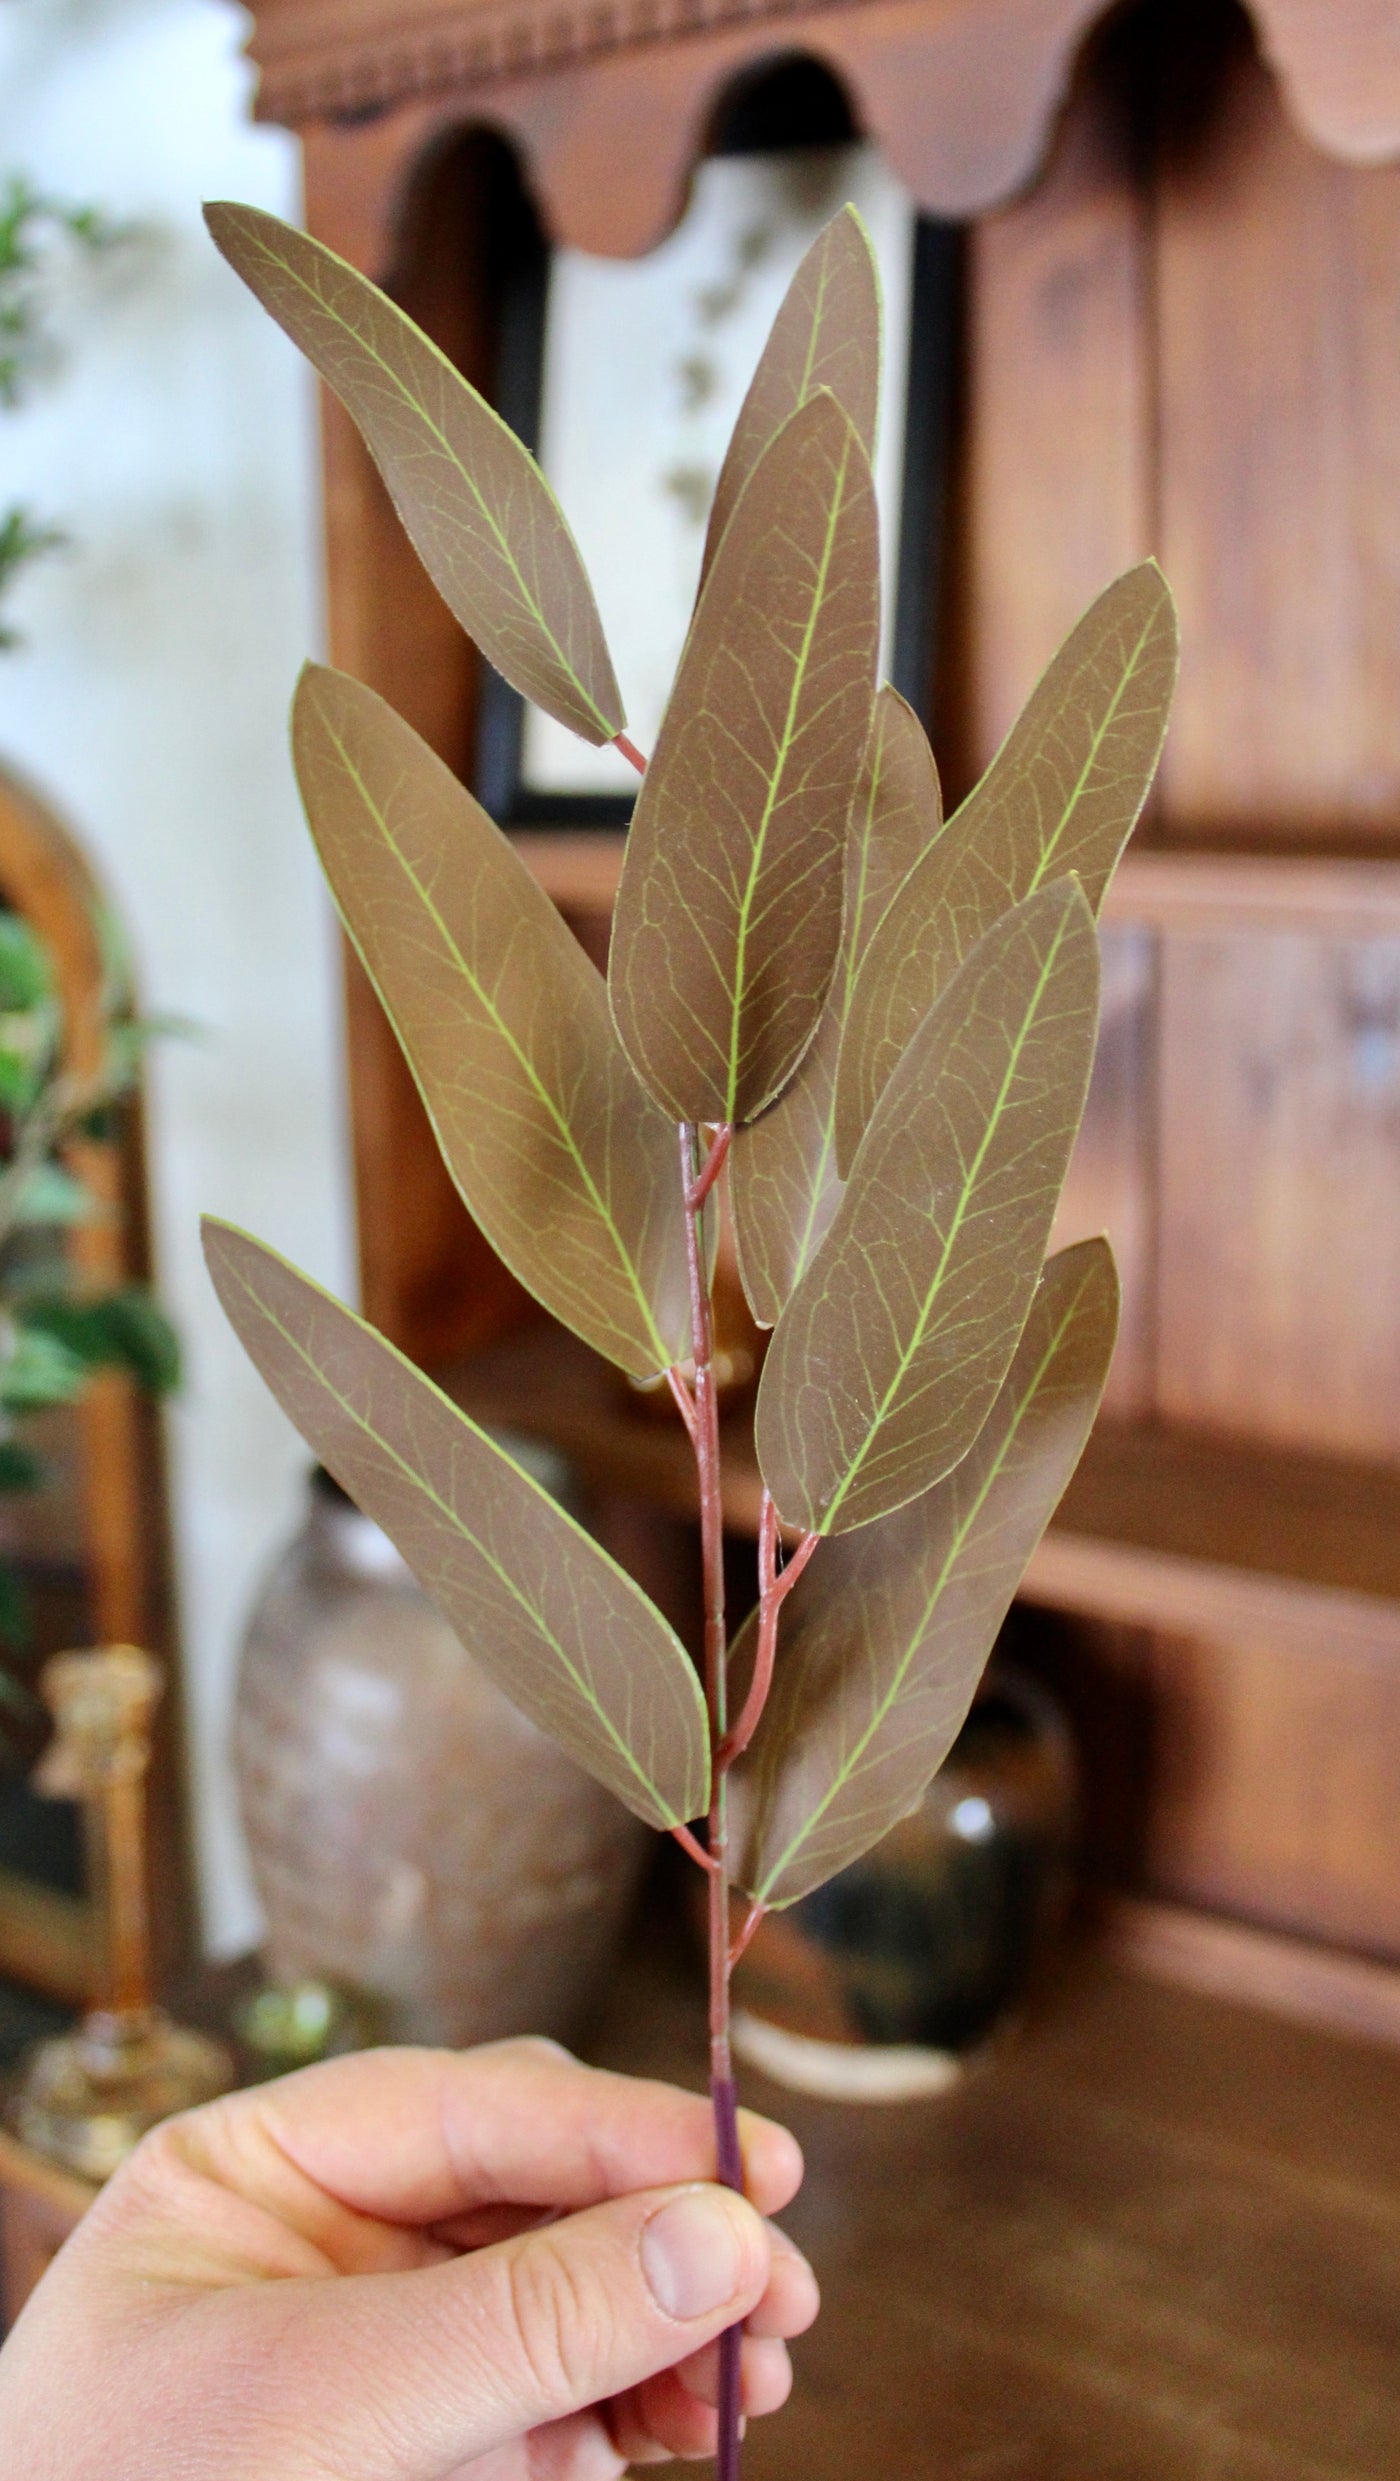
[1140,1623,1400,1952]
[1051,924,1156,1416]
[1051,1417,1400,1612]
[1156,16,1400,844]
[1105,848,1400,938]
[1148,1623,1400,1956]
[1020,1602,1400,1957]
[953,25,1151,799]
[1105,1896,1400,2049]
[1158,930,1400,1461]
[1253,0,1400,169]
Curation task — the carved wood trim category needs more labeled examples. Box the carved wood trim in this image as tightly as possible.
[248,0,1063,139]
[248,0,1400,213]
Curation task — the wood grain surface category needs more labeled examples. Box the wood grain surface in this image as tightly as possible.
[1157,930,1400,1461]
[1156,13,1400,848]
[590,1910,1400,2480]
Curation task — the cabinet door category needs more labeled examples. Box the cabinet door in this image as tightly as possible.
[1052,925,1156,1419]
[1158,928,1400,1462]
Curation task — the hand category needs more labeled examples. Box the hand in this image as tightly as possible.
[0,2037,817,2479]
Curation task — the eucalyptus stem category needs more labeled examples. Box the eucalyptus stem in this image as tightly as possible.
[678,1116,743,2481]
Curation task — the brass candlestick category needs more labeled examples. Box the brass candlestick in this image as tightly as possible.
[10,1645,233,2181]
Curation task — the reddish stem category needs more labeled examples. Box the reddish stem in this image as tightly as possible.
[614,730,648,777]
[685,1122,731,1213]
[718,1499,819,1770]
[666,1365,698,1440]
[728,1901,767,1971]
[671,1822,717,1874]
[678,1119,743,2481]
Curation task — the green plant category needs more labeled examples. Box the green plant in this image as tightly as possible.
[0,175,131,647]
[201,197,1178,2478]
[0,910,180,1669]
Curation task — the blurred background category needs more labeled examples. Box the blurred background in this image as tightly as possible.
[0,0,353,1969]
[1,0,1400,2468]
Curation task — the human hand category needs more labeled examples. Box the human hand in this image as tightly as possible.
[0,2038,817,2479]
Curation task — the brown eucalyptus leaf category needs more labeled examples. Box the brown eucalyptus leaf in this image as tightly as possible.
[610,390,879,1125]
[203,1221,710,1829]
[294,665,688,1378]
[834,561,1177,1173]
[205,202,624,747]
[755,877,1099,1535]
[699,205,881,584]
[730,688,941,1325]
[733,1238,1118,1907]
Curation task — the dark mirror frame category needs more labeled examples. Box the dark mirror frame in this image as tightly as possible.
[476,58,960,829]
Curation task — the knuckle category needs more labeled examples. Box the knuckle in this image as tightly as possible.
[504,2230,612,2410]
[492,2033,575,2068]
[99,2113,192,2216]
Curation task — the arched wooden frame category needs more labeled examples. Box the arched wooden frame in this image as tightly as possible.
[0,765,186,2001]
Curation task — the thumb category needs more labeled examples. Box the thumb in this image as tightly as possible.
[263,2180,774,2477]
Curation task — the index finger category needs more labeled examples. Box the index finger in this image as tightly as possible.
[220,2039,804,2227]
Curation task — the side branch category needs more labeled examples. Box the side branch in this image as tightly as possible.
[729,1902,767,1970]
[686,1123,731,1213]
[671,1822,717,1873]
[718,1495,818,1770]
[666,1366,698,1439]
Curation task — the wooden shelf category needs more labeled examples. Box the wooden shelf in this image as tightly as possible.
[442,1321,1400,1653]
[510,829,626,913]
[511,828,1400,933]
[442,1319,769,1536]
[588,1908,1400,2479]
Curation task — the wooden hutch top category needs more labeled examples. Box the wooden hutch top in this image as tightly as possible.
[247,0,1400,251]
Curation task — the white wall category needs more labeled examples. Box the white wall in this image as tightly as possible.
[0,0,356,1954]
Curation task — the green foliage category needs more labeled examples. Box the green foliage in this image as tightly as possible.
[0,174,134,649]
[0,1321,89,1410]
[0,910,60,1108]
[0,1567,32,1662]
[0,904,180,1680]
[0,507,66,650]
[16,1287,181,1397]
[208,197,1176,2170]
[0,1437,43,1493]
[0,175,130,407]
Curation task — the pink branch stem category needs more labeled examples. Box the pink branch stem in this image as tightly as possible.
[717,1500,819,1771]
[685,1122,731,1213]
[728,1902,767,1971]
[614,731,648,777]
[678,1119,743,2481]
[671,1822,717,1874]
[665,1365,698,1439]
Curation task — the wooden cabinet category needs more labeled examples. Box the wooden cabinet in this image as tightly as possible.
[239,0,1400,2039]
